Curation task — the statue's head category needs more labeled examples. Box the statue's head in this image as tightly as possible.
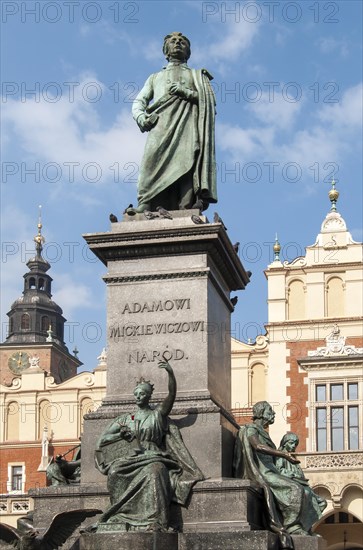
[134,377,154,406]
[252,401,275,425]
[163,32,191,62]
[279,432,299,452]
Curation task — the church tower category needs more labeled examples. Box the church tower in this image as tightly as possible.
[0,209,82,384]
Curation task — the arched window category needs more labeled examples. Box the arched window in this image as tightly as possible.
[6,402,20,441]
[251,363,266,404]
[38,400,51,438]
[9,318,14,334]
[287,280,305,320]
[41,316,50,332]
[79,398,94,435]
[57,321,64,340]
[319,510,362,525]
[29,277,36,289]
[38,278,45,290]
[326,277,344,317]
[21,313,30,330]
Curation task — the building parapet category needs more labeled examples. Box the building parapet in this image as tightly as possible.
[299,450,363,470]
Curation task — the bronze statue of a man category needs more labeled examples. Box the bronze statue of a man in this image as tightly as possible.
[129,32,217,213]
[233,401,325,547]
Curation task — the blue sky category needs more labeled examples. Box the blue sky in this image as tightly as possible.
[1,0,362,371]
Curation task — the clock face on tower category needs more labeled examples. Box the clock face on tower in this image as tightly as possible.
[8,351,30,375]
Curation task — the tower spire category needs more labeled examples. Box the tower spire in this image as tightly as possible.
[328,179,339,212]
[5,206,65,347]
[34,204,45,257]
[273,233,281,262]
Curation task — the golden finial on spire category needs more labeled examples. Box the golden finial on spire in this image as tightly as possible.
[34,205,45,254]
[273,233,281,261]
[328,178,339,212]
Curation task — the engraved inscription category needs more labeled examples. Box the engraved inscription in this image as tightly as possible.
[110,321,204,340]
[127,349,186,364]
[122,299,191,314]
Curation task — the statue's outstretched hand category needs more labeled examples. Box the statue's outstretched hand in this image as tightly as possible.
[158,360,172,373]
[286,452,300,464]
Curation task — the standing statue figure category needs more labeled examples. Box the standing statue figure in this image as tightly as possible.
[233,401,324,546]
[276,433,327,516]
[94,361,204,532]
[129,32,217,214]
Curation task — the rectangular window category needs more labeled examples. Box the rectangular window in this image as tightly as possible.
[331,407,344,451]
[316,408,327,451]
[348,406,359,450]
[348,383,358,400]
[316,385,326,401]
[330,384,343,401]
[312,380,361,452]
[11,466,23,491]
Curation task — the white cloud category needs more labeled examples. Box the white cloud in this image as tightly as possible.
[318,37,348,57]
[247,64,266,76]
[2,74,146,188]
[53,273,95,316]
[217,124,275,157]
[318,83,363,129]
[142,39,163,62]
[248,89,303,129]
[216,83,362,187]
[207,19,260,64]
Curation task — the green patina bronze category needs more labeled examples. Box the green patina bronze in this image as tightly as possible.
[130,32,217,213]
[233,401,325,547]
[46,444,81,486]
[276,432,327,517]
[94,361,203,532]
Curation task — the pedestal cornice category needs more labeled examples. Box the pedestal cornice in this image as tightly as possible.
[83,219,249,292]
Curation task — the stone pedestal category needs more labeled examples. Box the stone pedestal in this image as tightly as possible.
[29,480,265,549]
[29,485,108,529]
[80,531,178,550]
[291,536,327,550]
[171,479,264,532]
[178,533,327,550]
[82,210,249,480]
[78,531,328,550]
[179,531,280,550]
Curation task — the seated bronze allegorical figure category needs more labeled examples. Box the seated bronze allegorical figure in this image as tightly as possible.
[276,432,327,517]
[233,401,325,545]
[94,360,204,532]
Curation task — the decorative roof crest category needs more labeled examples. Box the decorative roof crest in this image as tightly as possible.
[308,325,363,357]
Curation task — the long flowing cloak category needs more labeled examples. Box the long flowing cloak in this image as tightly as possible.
[275,453,326,517]
[134,68,217,207]
[233,424,320,537]
[95,410,203,530]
